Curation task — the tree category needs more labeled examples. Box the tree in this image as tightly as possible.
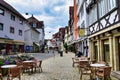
[63,43,68,53]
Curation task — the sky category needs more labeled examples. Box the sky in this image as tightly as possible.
[4,0,73,39]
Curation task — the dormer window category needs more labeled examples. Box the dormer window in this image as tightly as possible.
[0,8,4,15]
[33,22,36,28]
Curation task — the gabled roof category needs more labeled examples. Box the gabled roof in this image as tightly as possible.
[27,16,44,28]
[0,0,26,20]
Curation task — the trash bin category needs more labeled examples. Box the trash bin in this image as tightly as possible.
[60,51,63,57]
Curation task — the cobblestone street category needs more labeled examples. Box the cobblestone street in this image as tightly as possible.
[23,52,80,80]
[3,52,118,80]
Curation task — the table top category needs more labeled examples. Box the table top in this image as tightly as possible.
[1,64,17,68]
[90,63,105,67]
[79,59,88,61]
[23,60,34,63]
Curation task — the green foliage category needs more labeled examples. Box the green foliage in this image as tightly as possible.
[68,45,75,52]
[63,43,68,50]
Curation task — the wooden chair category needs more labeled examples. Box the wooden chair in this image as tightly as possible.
[96,66,112,80]
[7,67,21,80]
[78,61,89,73]
[0,68,3,80]
[72,58,79,67]
[79,63,92,80]
[16,61,23,75]
[22,62,34,74]
[35,60,42,73]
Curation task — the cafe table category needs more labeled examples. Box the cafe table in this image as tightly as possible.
[1,64,17,68]
[1,64,17,79]
[23,60,34,63]
[90,63,106,79]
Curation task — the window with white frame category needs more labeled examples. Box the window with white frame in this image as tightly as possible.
[80,5,84,18]
[98,0,116,17]
[19,19,23,24]
[10,27,14,33]
[19,30,22,36]
[88,5,97,26]
[0,8,4,15]
[33,22,37,28]
[11,14,15,21]
[0,23,3,31]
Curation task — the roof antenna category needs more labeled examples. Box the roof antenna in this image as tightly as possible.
[32,14,33,17]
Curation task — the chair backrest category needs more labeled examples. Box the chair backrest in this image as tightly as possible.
[9,67,21,76]
[22,62,33,68]
[79,61,89,67]
[38,60,42,67]
[104,66,111,76]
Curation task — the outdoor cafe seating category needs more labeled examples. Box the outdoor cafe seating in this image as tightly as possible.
[96,66,112,80]
[7,67,21,80]
[35,60,43,73]
[72,56,112,80]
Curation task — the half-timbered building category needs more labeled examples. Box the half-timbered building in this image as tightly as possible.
[87,0,120,70]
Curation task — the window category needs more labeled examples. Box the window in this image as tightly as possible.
[0,8,4,15]
[33,22,36,27]
[19,30,22,36]
[80,5,84,18]
[103,40,110,63]
[0,23,3,31]
[11,14,15,21]
[10,27,14,33]
[99,0,116,17]
[94,42,98,61]
[88,5,97,26]
[19,19,23,24]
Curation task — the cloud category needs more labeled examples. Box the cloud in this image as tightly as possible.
[4,0,73,39]
[45,25,63,39]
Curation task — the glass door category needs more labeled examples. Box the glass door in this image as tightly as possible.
[94,42,98,61]
[103,39,110,63]
[117,37,120,70]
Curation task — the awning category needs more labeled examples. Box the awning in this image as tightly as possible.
[33,42,40,46]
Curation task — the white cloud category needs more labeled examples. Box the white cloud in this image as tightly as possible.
[45,25,63,39]
[4,0,73,39]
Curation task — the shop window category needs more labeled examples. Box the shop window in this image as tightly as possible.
[94,42,98,61]
[103,39,110,63]
[117,37,120,70]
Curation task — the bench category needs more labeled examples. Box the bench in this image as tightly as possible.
[111,71,120,79]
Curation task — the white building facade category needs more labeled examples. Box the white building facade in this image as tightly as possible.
[24,23,40,52]
[0,1,25,54]
[76,0,89,57]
